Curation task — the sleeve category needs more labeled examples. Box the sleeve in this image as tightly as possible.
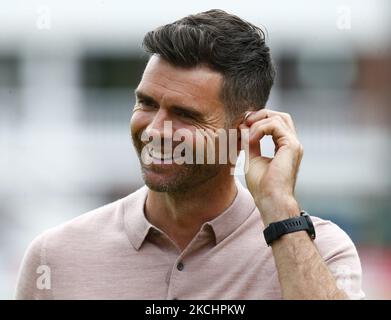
[313,218,365,300]
[14,233,53,300]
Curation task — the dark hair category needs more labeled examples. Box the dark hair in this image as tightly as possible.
[142,9,275,123]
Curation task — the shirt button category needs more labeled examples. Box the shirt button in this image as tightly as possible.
[177,262,184,271]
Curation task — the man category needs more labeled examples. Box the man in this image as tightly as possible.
[16,9,364,299]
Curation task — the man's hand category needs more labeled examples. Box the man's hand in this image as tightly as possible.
[239,108,304,226]
[239,108,347,299]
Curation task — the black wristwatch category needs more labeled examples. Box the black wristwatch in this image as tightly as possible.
[263,210,316,246]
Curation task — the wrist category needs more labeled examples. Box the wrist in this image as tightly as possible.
[256,195,301,226]
[263,210,316,247]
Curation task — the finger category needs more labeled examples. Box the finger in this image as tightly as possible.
[239,123,277,174]
[245,109,296,133]
[249,117,291,142]
[248,118,296,160]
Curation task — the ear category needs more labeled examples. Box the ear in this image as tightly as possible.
[236,127,242,154]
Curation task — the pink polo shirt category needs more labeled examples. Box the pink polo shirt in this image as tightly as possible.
[15,180,365,299]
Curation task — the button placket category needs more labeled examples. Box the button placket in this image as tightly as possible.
[165,228,212,300]
[166,254,188,299]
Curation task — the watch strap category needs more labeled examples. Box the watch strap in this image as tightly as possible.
[263,211,313,246]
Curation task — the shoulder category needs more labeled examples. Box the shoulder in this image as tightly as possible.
[40,198,123,247]
[15,186,148,299]
[36,185,148,247]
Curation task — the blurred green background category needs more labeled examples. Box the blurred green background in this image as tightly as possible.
[1,0,390,299]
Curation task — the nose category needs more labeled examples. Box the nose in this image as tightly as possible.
[144,109,173,142]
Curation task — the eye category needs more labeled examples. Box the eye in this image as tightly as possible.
[137,100,158,110]
[174,109,195,120]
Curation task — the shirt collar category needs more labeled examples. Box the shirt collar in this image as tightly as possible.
[123,185,153,250]
[205,179,256,244]
[123,179,256,251]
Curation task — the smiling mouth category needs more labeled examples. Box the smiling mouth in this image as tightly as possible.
[146,146,186,162]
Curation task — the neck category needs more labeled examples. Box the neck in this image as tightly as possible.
[145,170,238,251]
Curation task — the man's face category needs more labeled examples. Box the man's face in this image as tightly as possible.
[130,55,232,193]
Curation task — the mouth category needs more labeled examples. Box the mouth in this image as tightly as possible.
[145,145,186,163]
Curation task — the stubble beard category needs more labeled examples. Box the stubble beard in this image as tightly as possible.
[132,133,226,194]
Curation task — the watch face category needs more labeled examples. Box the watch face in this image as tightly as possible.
[304,213,316,239]
[301,211,316,239]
